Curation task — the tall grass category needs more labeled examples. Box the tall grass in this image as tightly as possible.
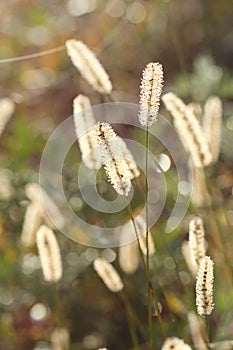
[0,38,232,350]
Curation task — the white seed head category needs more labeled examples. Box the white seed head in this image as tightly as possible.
[181,241,198,277]
[51,327,70,350]
[93,258,123,293]
[161,337,192,350]
[36,225,63,282]
[139,62,164,127]
[25,182,41,202]
[162,92,212,167]
[187,102,202,123]
[203,96,222,162]
[0,98,15,137]
[190,165,211,208]
[188,312,208,350]
[25,182,65,230]
[196,256,214,316]
[95,122,132,196]
[119,138,140,179]
[73,94,101,170]
[20,202,42,247]
[66,39,112,95]
[119,240,139,275]
[189,216,206,272]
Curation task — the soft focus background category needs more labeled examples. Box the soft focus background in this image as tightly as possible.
[0,1,233,349]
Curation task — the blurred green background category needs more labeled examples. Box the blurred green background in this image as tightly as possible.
[0,1,233,349]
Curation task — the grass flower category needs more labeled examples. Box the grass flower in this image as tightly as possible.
[189,217,206,273]
[188,312,208,350]
[25,182,65,230]
[190,165,211,208]
[93,258,123,293]
[161,337,192,350]
[73,94,101,170]
[119,138,140,179]
[187,102,202,123]
[203,96,222,162]
[0,98,15,137]
[162,92,212,167]
[138,62,164,127]
[94,122,132,196]
[119,241,139,275]
[36,225,63,282]
[66,39,112,95]
[181,241,198,277]
[196,256,214,316]
[20,203,42,247]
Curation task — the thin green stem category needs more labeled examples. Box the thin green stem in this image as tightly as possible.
[135,176,147,203]
[52,283,63,328]
[122,292,147,340]
[120,292,142,350]
[145,125,153,350]
[127,187,166,342]
[205,316,210,345]
[127,202,147,272]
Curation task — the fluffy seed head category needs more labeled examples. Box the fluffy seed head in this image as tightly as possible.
[95,122,132,196]
[119,241,139,275]
[139,62,164,126]
[196,256,214,316]
[203,96,222,162]
[25,182,65,230]
[161,337,192,350]
[0,98,15,137]
[66,39,112,95]
[20,203,42,247]
[190,165,211,208]
[93,258,123,293]
[189,216,206,273]
[36,225,63,282]
[181,241,198,277]
[119,138,140,179]
[162,92,212,167]
[73,94,101,170]
[188,312,208,350]
[187,102,202,123]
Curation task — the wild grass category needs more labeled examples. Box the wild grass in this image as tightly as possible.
[0,38,233,350]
